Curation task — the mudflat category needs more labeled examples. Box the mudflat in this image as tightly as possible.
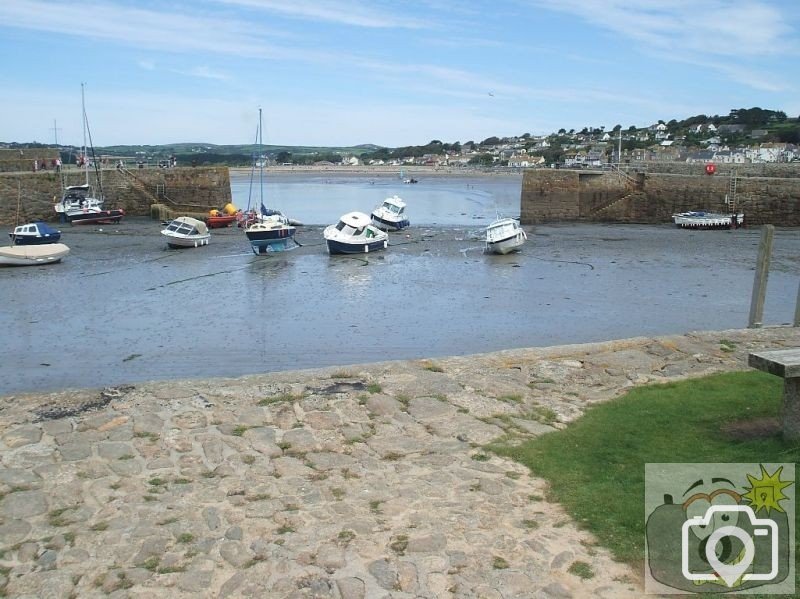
[1,219,798,396]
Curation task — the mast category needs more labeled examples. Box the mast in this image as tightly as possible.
[258,107,264,209]
[81,83,88,187]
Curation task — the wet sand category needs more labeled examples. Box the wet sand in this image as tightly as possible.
[1,219,798,396]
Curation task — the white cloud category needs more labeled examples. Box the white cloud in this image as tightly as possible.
[215,0,429,29]
[529,0,797,89]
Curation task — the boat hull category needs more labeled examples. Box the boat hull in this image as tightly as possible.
[326,238,388,255]
[162,234,210,249]
[206,215,238,229]
[246,226,297,254]
[486,232,526,254]
[0,243,70,266]
[672,212,744,229]
[370,213,410,231]
[67,209,125,225]
[11,234,61,245]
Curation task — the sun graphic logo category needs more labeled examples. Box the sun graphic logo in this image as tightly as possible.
[743,465,793,515]
[645,463,795,595]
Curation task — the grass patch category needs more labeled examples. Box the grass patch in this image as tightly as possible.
[526,404,558,425]
[258,391,304,406]
[367,383,382,394]
[231,425,249,437]
[490,372,798,575]
[568,560,595,580]
[492,556,509,569]
[176,533,194,543]
[330,370,354,379]
[498,393,523,404]
[90,521,109,532]
[421,361,444,373]
[337,529,355,544]
[242,455,256,465]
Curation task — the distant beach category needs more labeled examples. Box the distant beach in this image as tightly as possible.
[229,165,523,178]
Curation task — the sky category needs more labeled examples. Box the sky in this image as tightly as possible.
[1,0,799,148]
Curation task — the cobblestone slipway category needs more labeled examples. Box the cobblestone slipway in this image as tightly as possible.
[1,327,797,598]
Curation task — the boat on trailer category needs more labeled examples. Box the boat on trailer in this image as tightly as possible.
[485,217,527,254]
[371,195,410,231]
[324,211,388,255]
[161,217,210,248]
[0,243,70,266]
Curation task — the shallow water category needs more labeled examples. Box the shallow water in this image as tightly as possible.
[230,171,522,226]
[1,175,798,395]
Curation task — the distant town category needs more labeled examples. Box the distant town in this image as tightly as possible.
[2,107,798,171]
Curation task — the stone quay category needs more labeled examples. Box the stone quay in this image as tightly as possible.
[1,326,797,598]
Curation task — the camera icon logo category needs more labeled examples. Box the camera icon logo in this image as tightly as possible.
[681,505,778,587]
[645,463,794,594]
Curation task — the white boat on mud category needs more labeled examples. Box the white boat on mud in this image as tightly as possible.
[485,217,527,254]
[672,211,744,229]
[370,195,410,231]
[324,212,388,255]
[0,243,70,266]
[161,217,210,248]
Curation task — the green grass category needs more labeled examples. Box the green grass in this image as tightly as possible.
[490,371,799,573]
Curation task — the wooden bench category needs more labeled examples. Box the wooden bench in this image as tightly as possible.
[748,348,800,440]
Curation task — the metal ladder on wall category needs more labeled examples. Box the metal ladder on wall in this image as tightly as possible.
[727,168,738,212]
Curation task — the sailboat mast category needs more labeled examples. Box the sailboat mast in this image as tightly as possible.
[81,83,88,186]
[258,107,264,207]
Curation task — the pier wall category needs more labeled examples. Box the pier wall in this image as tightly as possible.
[0,167,231,225]
[521,164,800,226]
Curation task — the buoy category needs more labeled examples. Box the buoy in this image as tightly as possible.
[705,163,716,175]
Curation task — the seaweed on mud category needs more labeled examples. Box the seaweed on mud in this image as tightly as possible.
[33,385,135,422]
[313,382,367,395]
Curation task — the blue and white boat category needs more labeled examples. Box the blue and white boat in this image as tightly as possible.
[243,108,297,255]
[324,212,388,255]
[245,206,297,254]
[9,221,62,245]
[370,195,410,231]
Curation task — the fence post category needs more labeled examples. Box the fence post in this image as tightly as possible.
[748,225,774,328]
[794,280,800,327]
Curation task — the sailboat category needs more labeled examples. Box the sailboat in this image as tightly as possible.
[243,108,297,254]
[54,84,124,225]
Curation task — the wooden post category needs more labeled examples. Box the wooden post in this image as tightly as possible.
[748,225,774,328]
[794,280,800,327]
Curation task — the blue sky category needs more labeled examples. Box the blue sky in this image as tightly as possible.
[1,1,798,147]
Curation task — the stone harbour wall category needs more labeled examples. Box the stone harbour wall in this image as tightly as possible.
[0,167,232,225]
[521,166,800,226]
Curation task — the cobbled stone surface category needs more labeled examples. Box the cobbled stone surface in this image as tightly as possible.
[0,327,796,597]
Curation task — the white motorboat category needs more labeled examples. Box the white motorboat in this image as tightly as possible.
[161,217,210,248]
[371,195,410,231]
[54,183,104,215]
[324,212,388,255]
[672,211,744,229]
[485,217,527,254]
[0,243,70,266]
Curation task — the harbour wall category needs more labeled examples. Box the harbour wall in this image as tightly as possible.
[520,163,800,226]
[0,167,232,225]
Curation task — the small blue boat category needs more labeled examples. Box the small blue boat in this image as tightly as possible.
[9,221,62,245]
